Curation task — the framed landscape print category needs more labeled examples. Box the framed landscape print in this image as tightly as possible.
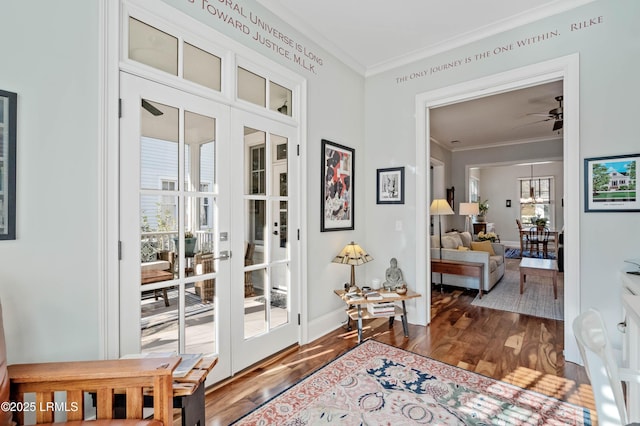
[376,167,404,204]
[584,153,639,212]
[321,139,354,231]
[0,90,17,240]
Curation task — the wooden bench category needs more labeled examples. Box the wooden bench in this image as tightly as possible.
[431,258,485,298]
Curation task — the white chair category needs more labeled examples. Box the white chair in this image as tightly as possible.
[573,308,640,426]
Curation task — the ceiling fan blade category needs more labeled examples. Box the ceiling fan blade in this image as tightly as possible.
[526,112,554,117]
[553,119,563,131]
[142,99,164,116]
[513,119,551,129]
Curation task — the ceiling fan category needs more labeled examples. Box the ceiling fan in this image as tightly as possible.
[142,99,163,116]
[526,95,563,131]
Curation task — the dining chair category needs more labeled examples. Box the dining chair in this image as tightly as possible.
[515,219,529,253]
[528,226,550,258]
[573,308,640,426]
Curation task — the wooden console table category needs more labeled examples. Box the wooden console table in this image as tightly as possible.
[431,259,485,298]
[334,289,421,344]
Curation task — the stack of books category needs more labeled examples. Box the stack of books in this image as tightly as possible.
[345,291,364,302]
[367,302,396,316]
[364,291,383,301]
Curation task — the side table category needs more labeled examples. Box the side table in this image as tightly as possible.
[334,289,421,344]
[171,356,218,426]
[114,355,218,426]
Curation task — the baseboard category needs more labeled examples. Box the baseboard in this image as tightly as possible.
[307,307,346,343]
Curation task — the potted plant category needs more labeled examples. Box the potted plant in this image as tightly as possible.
[476,199,489,222]
[174,231,198,256]
[534,217,548,230]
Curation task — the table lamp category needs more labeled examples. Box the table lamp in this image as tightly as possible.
[459,202,479,233]
[332,241,373,289]
[430,199,455,260]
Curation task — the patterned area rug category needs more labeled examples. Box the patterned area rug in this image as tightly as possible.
[505,247,556,259]
[471,258,564,320]
[232,340,591,425]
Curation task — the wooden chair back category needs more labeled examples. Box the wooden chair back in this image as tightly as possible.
[195,253,215,302]
[2,301,179,425]
[244,243,256,297]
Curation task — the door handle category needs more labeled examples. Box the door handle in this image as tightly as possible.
[213,250,231,261]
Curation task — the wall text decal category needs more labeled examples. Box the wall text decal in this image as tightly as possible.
[395,14,604,84]
[186,0,324,74]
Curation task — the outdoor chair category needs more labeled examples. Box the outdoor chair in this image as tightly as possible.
[573,308,640,426]
[244,242,256,297]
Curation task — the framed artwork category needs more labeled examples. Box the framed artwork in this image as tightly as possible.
[584,153,639,212]
[321,139,354,231]
[446,186,455,210]
[376,167,404,204]
[0,90,17,240]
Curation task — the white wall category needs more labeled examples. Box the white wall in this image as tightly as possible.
[364,0,640,348]
[476,161,564,244]
[0,1,101,362]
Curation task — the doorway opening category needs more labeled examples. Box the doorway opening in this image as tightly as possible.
[415,55,580,362]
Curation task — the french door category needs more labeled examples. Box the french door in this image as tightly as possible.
[230,110,299,373]
[119,72,300,382]
[120,73,232,383]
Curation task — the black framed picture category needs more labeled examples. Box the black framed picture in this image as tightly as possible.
[321,139,354,231]
[376,167,405,204]
[584,153,639,212]
[0,90,17,240]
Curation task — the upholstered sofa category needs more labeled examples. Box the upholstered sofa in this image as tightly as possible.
[431,231,505,292]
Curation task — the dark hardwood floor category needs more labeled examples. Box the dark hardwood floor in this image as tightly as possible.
[200,284,595,425]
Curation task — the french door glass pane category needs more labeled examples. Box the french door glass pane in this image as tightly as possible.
[245,268,267,339]
[270,263,289,330]
[141,289,178,353]
[141,194,178,268]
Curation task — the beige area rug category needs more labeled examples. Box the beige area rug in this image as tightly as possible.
[471,258,564,320]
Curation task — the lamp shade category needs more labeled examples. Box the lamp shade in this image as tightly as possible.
[332,241,373,266]
[430,199,455,216]
[459,202,479,216]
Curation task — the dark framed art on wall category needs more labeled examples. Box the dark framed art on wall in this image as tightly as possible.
[584,153,639,212]
[376,167,404,204]
[321,139,354,231]
[0,90,17,240]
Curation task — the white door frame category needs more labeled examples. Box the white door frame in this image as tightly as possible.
[100,0,308,361]
[415,54,581,363]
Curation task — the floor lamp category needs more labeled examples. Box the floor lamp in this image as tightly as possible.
[430,199,455,290]
[459,202,479,234]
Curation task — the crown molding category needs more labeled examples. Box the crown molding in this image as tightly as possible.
[366,0,595,76]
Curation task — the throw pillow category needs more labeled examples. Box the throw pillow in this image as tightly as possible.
[141,240,158,263]
[459,231,472,248]
[471,240,496,255]
[457,246,469,251]
[440,236,459,249]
